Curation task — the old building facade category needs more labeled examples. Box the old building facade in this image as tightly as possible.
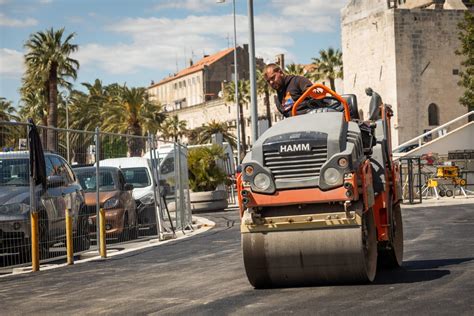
[342,0,471,146]
[147,45,250,112]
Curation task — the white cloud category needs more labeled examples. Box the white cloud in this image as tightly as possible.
[271,0,347,16]
[0,48,24,77]
[76,11,335,76]
[0,0,10,5]
[39,0,53,4]
[0,13,37,27]
[153,0,217,12]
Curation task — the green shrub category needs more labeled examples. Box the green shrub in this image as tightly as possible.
[188,144,228,192]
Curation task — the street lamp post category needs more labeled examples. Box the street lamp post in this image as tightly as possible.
[66,98,70,163]
[247,0,258,144]
[217,0,241,163]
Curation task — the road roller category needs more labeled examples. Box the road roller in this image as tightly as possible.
[237,84,403,288]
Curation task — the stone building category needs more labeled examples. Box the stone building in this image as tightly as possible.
[342,0,472,146]
[147,45,250,111]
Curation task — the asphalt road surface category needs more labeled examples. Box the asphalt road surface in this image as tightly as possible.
[1,201,473,315]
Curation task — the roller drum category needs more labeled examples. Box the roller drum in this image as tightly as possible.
[242,211,377,288]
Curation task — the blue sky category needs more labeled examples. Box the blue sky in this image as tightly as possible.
[0,0,347,106]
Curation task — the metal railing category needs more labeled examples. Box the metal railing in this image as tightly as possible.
[393,111,474,153]
[0,120,192,270]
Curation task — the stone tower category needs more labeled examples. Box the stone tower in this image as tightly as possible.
[341,0,470,146]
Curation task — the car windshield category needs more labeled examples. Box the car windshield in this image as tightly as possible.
[122,167,150,188]
[0,158,29,186]
[76,170,117,192]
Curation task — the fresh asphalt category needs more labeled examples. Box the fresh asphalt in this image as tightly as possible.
[0,199,473,315]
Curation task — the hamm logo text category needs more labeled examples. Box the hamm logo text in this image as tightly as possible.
[279,143,310,153]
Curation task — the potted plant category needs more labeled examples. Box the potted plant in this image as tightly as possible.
[187,144,230,212]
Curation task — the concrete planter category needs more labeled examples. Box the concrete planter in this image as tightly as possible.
[190,190,228,213]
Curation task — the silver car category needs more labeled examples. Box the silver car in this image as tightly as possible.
[0,151,90,258]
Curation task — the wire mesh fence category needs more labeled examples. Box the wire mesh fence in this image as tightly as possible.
[0,120,192,269]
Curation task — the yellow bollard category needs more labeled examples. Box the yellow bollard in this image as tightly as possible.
[66,208,74,265]
[99,208,107,258]
[30,211,40,272]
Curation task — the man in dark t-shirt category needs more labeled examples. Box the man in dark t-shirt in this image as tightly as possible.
[264,63,313,117]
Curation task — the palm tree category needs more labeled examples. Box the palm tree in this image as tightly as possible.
[312,47,343,91]
[23,28,79,151]
[19,73,48,126]
[256,68,272,128]
[196,120,237,149]
[159,115,187,142]
[185,126,205,145]
[66,82,109,163]
[0,98,18,121]
[70,80,107,131]
[0,98,20,148]
[102,85,165,156]
[284,63,306,76]
[223,79,250,156]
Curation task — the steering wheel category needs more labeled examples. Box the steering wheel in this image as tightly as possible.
[291,83,351,122]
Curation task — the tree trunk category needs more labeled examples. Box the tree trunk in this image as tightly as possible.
[239,102,246,160]
[264,89,272,128]
[329,78,336,92]
[127,124,144,157]
[47,65,58,152]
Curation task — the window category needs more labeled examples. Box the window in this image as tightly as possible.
[160,158,175,175]
[428,103,439,126]
[49,156,74,184]
[122,168,151,188]
[228,106,231,113]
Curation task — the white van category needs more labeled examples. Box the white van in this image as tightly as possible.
[99,157,159,230]
[143,144,188,195]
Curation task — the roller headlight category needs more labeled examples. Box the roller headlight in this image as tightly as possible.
[253,173,271,191]
[323,167,342,186]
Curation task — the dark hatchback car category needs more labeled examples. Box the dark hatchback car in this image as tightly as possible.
[0,151,90,257]
[74,166,137,241]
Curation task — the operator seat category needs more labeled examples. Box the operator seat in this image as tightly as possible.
[341,94,360,120]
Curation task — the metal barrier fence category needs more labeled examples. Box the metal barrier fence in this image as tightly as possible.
[400,157,423,204]
[0,120,192,269]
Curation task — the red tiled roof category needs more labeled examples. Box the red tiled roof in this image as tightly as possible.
[149,47,235,88]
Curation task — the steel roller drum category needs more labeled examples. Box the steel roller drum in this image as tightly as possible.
[242,213,377,288]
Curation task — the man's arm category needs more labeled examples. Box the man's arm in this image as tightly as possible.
[296,76,313,94]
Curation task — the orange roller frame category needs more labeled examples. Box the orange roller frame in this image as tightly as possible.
[291,83,351,122]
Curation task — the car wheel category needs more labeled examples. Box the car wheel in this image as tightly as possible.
[73,212,91,252]
[38,211,50,259]
[129,214,138,240]
[20,211,49,262]
[119,213,130,242]
[19,244,32,263]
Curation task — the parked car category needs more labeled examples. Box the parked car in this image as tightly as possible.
[0,151,90,258]
[99,157,159,233]
[74,166,137,241]
[143,143,188,197]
